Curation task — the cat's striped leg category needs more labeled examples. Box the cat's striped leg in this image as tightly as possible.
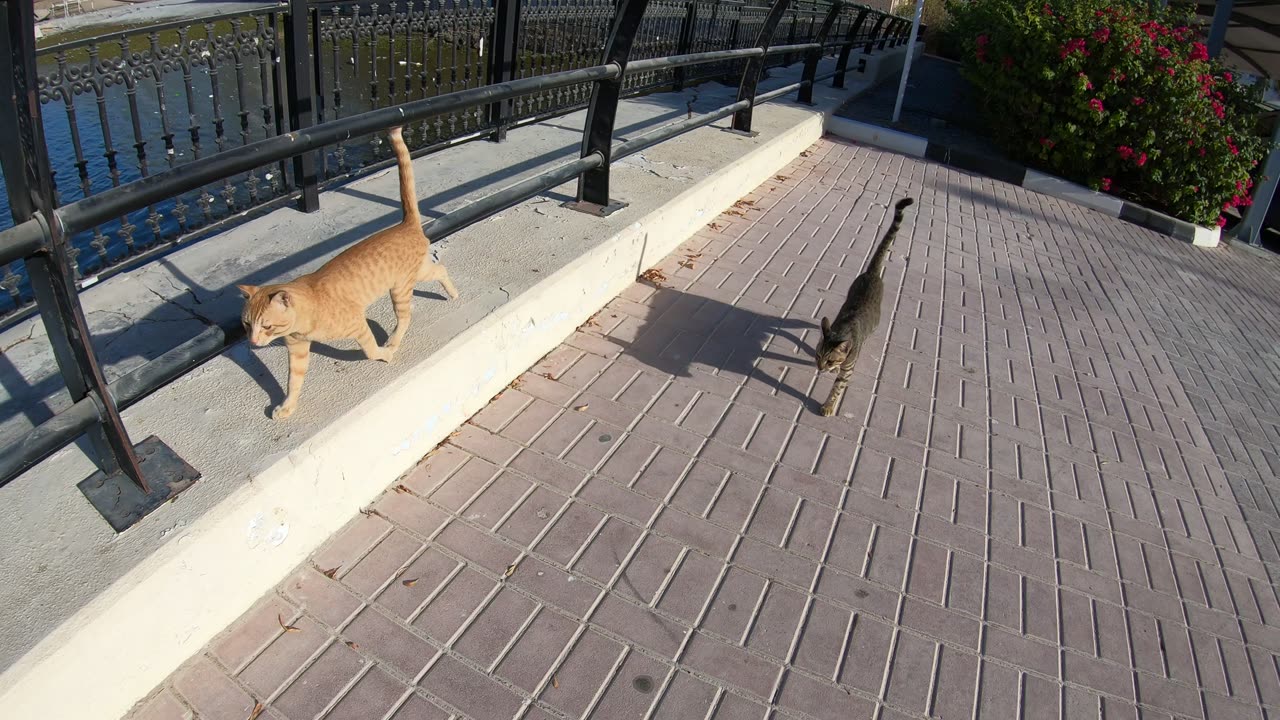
[273,337,311,420]
[355,322,395,363]
[821,369,852,417]
[386,281,414,352]
[419,260,459,300]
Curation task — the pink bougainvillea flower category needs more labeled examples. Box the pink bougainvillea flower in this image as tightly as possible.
[1189,42,1209,62]
[1060,38,1088,59]
[976,34,990,47]
[1132,96,1145,106]
[1116,145,1134,160]
[1217,216,1227,228]
[1093,27,1111,43]
[1100,177,1112,191]
[1040,138,1055,148]
[1156,46,1173,60]
[1137,153,1148,167]
[1224,72,1234,82]
[1089,98,1104,113]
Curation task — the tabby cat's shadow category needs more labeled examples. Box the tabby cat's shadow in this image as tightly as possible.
[613,285,821,411]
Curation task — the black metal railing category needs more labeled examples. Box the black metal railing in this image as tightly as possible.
[0,0,910,529]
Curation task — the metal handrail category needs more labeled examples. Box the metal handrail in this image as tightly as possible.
[0,0,913,523]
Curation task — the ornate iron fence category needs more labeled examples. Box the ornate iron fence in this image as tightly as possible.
[0,0,910,527]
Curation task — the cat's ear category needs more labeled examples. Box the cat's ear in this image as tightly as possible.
[820,317,831,336]
[269,289,292,308]
[236,284,258,298]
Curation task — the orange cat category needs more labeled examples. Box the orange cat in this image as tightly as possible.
[238,126,458,420]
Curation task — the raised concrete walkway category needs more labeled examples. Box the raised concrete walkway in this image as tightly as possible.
[127,138,1280,720]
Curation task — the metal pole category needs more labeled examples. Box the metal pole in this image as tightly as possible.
[730,0,794,133]
[798,1,843,105]
[569,0,653,213]
[1230,113,1280,247]
[0,0,149,492]
[487,0,521,141]
[891,0,924,124]
[285,0,319,212]
[1208,0,1233,59]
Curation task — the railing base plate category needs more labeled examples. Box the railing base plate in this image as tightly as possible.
[77,435,200,533]
[722,128,760,138]
[563,200,628,217]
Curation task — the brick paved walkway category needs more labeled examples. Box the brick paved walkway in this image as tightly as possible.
[129,138,1280,720]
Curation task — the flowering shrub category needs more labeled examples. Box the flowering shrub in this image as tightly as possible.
[945,0,1267,227]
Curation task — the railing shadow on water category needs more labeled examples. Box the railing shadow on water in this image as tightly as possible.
[0,0,911,528]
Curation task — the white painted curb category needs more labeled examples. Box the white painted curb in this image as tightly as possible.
[824,115,927,158]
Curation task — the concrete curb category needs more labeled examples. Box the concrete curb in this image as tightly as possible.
[823,116,1222,248]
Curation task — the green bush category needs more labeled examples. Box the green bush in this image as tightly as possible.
[945,0,1267,227]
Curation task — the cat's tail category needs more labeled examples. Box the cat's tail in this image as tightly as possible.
[866,196,915,277]
[387,126,421,227]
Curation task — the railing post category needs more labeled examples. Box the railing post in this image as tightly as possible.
[798,1,842,105]
[782,8,797,66]
[864,12,889,54]
[0,0,188,523]
[878,16,897,50]
[285,0,320,212]
[569,0,653,214]
[673,0,698,91]
[487,0,521,141]
[730,0,793,134]
[831,6,868,89]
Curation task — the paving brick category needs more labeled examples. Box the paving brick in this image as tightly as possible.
[838,614,894,695]
[656,549,724,622]
[237,613,328,698]
[777,668,875,720]
[900,597,980,649]
[496,608,579,693]
[595,593,689,658]
[434,518,520,575]
[421,655,524,719]
[372,489,450,538]
[579,517,648,581]
[653,670,719,719]
[506,556,597,618]
[412,566,495,643]
[273,641,365,720]
[684,633,780,701]
[342,530,422,597]
[324,666,408,720]
[539,630,626,717]
[311,514,391,578]
[885,630,936,714]
[211,595,300,673]
[342,607,436,681]
[590,649,671,717]
[932,644,979,720]
[173,657,257,720]
[127,691,191,720]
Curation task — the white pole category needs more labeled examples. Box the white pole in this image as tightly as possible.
[891,0,926,124]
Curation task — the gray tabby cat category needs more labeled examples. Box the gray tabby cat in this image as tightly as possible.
[815,197,915,416]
